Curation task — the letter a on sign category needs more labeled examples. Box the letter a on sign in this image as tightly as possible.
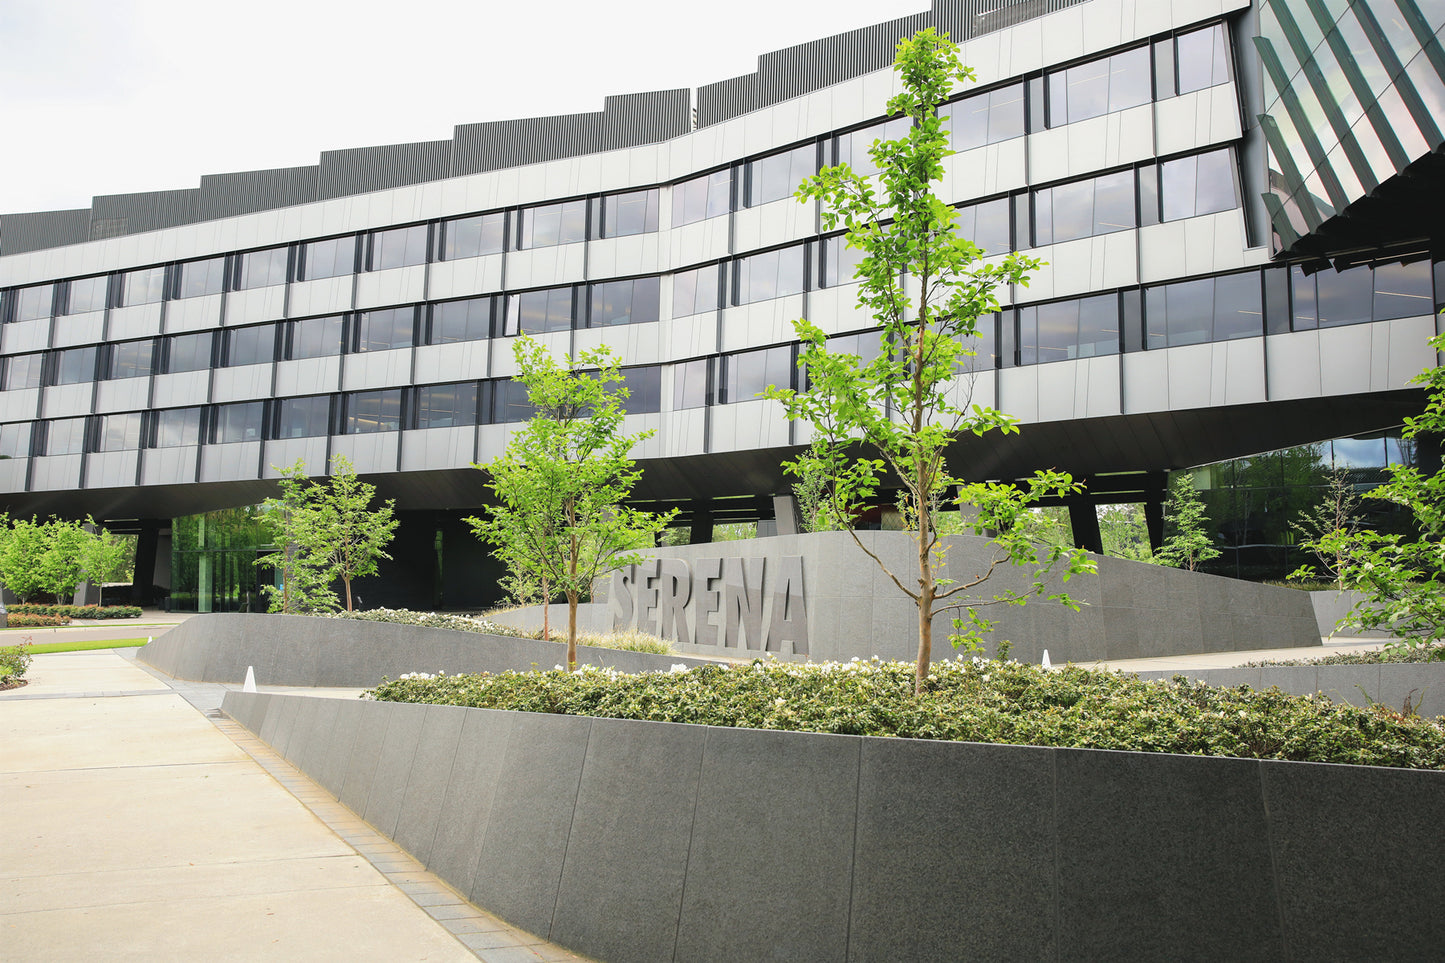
[766,555,808,655]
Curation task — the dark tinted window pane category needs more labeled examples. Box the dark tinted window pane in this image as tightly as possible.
[1373,261,1434,320]
[0,423,30,458]
[673,358,711,409]
[4,353,43,389]
[672,169,732,227]
[736,246,806,304]
[492,379,535,423]
[430,297,492,344]
[1165,277,1215,345]
[288,315,344,359]
[414,382,478,429]
[45,417,88,455]
[166,333,213,373]
[369,224,428,271]
[508,288,573,335]
[1144,287,1168,348]
[725,345,793,402]
[355,307,416,351]
[300,236,356,280]
[1176,23,1231,94]
[225,324,276,367]
[153,407,203,448]
[837,117,911,176]
[1213,272,1263,340]
[178,256,226,299]
[121,266,166,306]
[441,212,505,260]
[1121,289,1144,352]
[237,247,289,289]
[1316,265,1373,327]
[520,199,587,248]
[1036,178,1096,244]
[1264,266,1291,334]
[1138,164,1161,226]
[747,143,816,207]
[822,234,866,287]
[1290,266,1318,330]
[603,189,659,238]
[1162,149,1237,220]
[344,389,402,433]
[54,346,99,384]
[96,411,143,451]
[109,339,155,379]
[212,401,266,444]
[617,365,662,414]
[1078,294,1121,357]
[66,276,108,314]
[590,277,660,327]
[672,265,721,318]
[12,284,54,321]
[275,396,331,438]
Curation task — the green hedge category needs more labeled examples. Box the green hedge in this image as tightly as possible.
[368,658,1445,770]
[10,604,141,620]
[7,613,69,627]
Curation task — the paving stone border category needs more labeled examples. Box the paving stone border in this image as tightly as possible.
[224,690,1445,963]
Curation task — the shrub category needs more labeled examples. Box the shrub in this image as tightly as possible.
[1246,645,1445,667]
[0,641,32,681]
[9,604,140,620]
[367,658,1445,770]
[8,613,70,627]
[319,608,673,654]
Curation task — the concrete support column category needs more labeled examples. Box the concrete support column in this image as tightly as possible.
[772,494,803,536]
[688,502,714,544]
[131,521,162,607]
[1143,470,1168,551]
[1067,498,1104,555]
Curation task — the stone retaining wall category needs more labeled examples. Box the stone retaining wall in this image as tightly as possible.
[1136,661,1445,718]
[223,690,1445,963]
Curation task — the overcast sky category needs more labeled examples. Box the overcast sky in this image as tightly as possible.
[0,0,925,215]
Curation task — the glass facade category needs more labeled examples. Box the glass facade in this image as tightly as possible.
[170,508,270,613]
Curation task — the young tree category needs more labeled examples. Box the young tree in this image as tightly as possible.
[1290,467,1365,587]
[82,526,135,605]
[255,461,338,613]
[766,28,1093,693]
[309,454,399,612]
[1311,332,1445,650]
[1155,472,1221,572]
[471,336,675,668]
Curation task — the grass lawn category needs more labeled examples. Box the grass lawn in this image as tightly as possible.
[21,638,150,655]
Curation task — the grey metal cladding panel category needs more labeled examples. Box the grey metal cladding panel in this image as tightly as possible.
[599,89,692,150]
[696,73,758,129]
[0,208,92,256]
[317,140,453,200]
[89,188,200,240]
[197,166,320,221]
[754,15,929,106]
[451,111,602,176]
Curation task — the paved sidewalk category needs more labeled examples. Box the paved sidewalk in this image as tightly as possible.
[1074,636,1393,673]
[0,650,589,962]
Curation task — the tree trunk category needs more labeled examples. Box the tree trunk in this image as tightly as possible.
[344,576,353,612]
[541,574,551,641]
[916,538,934,695]
[567,590,579,670]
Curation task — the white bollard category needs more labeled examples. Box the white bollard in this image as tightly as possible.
[1041,649,1052,670]
[243,665,257,693]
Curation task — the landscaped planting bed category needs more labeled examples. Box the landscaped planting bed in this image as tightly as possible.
[322,607,672,653]
[10,604,141,620]
[367,657,1445,770]
[1247,644,1445,666]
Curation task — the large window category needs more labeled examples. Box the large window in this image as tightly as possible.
[1047,46,1151,126]
[836,117,911,177]
[224,324,277,367]
[490,379,535,424]
[440,212,506,260]
[286,315,344,360]
[108,339,155,380]
[615,365,662,414]
[672,169,732,227]
[1159,148,1237,221]
[414,382,478,429]
[520,199,587,249]
[1175,23,1231,95]
[52,346,99,385]
[673,358,712,410]
[353,307,416,352]
[368,224,429,271]
[943,82,1026,150]
[299,235,357,281]
[507,287,574,335]
[177,256,226,299]
[734,245,807,305]
[342,389,403,433]
[601,189,659,238]
[1289,262,1428,330]
[672,264,722,318]
[9,284,53,322]
[274,396,331,438]
[819,235,866,288]
[95,411,144,452]
[211,401,266,444]
[152,407,203,448]
[955,196,1013,255]
[589,277,660,327]
[746,144,816,207]
[65,275,108,315]
[4,353,44,390]
[165,332,213,374]
[120,266,166,307]
[0,423,30,458]
[1017,294,1120,364]
[1371,261,1435,321]
[1145,272,1262,348]
[1032,169,1135,245]
[44,417,89,455]
[722,345,794,402]
[428,297,493,344]
[236,246,289,290]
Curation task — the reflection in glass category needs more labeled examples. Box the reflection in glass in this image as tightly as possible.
[166,333,213,373]
[836,117,911,176]
[109,340,155,380]
[414,382,478,429]
[11,284,54,322]
[590,277,660,327]
[1316,265,1373,327]
[66,276,108,314]
[602,189,659,238]
[735,246,806,304]
[343,389,403,433]
[237,247,289,290]
[1176,24,1231,94]
[225,324,276,367]
[955,198,1011,255]
[672,169,732,227]
[520,200,587,248]
[212,401,266,444]
[4,353,43,390]
[944,83,1026,150]
[178,257,226,299]
[355,307,416,352]
[673,358,711,409]
[429,297,492,344]
[153,407,203,448]
[287,315,344,359]
[274,396,331,438]
[0,423,30,458]
[1048,47,1151,126]
[54,346,99,384]
[747,144,816,207]
[96,412,143,451]
[121,267,166,306]
[369,224,428,271]
[617,365,662,414]
[821,235,867,287]
[45,417,89,455]
[1372,261,1433,320]
[724,345,793,402]
[441,212,505,260]
[673,265,721,318]
[300,236,357,281]
[507,288,574,335]
[492,379,535,423]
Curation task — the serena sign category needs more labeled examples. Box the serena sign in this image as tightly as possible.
[609,556,809,655]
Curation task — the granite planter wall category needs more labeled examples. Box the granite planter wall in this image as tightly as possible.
[222,690,1445,963]
[1136,661,1445,719]
[140,613,714,687]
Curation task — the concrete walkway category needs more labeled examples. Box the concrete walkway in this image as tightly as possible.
[1074,636,1393,673]
[0,650,589,962]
